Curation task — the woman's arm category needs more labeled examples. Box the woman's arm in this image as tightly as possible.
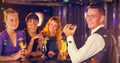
[26,34,43,57]
[30,40,43,57]
[0,50,25,61]
[30,51,43,57]
[26,37,35,56]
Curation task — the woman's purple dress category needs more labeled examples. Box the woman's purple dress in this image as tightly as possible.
[0,30,25,56]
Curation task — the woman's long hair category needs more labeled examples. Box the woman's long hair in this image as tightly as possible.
[40,16,63,50]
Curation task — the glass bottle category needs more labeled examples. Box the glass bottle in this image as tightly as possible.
[41,43,47,55]
[41,36,48,55]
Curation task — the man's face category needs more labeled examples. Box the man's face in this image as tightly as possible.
[86,8,103,30]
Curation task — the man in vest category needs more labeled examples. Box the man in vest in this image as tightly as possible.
[63,3,119,63]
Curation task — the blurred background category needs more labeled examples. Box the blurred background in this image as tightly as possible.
[0,0,120,51]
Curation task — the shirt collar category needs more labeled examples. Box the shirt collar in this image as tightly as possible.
[91,25,104,34]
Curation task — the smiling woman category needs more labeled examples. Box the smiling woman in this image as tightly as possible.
[24,12,43,58]
[0,8,26,61]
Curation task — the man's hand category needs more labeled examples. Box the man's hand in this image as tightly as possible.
[63,24,77,37]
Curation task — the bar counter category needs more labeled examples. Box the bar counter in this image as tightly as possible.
[0,57,72,63]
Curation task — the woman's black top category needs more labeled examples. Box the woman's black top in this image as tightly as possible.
[24,29,39,52]
[46,37,58,60]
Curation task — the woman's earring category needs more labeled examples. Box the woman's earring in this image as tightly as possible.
[5,24,8,28]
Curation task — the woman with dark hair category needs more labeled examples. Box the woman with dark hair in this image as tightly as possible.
[24,12,43,58]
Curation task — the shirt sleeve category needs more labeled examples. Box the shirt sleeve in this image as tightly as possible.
[67,33,105,63]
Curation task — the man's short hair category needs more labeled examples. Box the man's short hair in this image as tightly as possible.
[87,3,105,16]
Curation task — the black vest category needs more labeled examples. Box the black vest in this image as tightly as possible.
[84,27,118,63]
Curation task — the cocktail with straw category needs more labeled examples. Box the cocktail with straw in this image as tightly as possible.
[19,37,26,50]
[18,37,27,61]
[59,40,67,60]
[19,41,26,50]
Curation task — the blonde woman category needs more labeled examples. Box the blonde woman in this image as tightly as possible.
[0,8,25,61]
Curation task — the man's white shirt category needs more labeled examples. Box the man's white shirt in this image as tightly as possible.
[67,25,105,63]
